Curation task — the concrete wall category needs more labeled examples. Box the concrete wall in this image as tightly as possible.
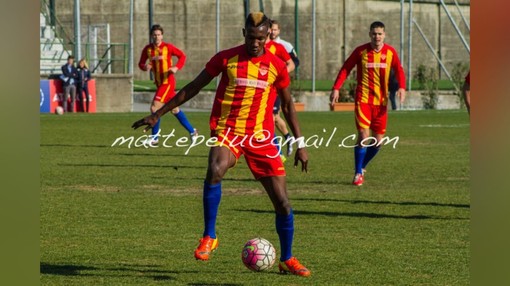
[52,0,470,81]
[94,74,133,112]
[133,90,464,112]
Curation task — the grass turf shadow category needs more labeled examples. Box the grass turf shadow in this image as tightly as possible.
[235,208,468,220]
[39,262,194,281]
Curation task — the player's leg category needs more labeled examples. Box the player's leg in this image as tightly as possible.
[362,106,387,171]
[195,145,237,261]
[362,133,382,170]
[353,103,372,186]
[275,111,293,156]
[149,99,164,145]
[259,176,310,277]
[272,114,284,161]
[171,107,197,139]
[272,97,284,159]
[245,140,309,277]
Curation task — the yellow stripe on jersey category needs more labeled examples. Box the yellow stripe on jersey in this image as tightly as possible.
[217,55,238,131]
[360,50,369,103]
[372,52,381,105]
[235,61,259,134]
[253,63,277,137]
[161,46,169,84]
[153,47,161,86]
[268,45,277,55]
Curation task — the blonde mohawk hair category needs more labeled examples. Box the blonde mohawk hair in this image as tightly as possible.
[245,12,270,28]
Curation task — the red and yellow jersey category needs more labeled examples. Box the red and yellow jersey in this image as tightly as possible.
[205,45,290,137]
[265,40,291,62]
[333,43,405,106]
[138,41,186,87]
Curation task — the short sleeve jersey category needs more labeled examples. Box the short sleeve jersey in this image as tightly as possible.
[333,43,405,106]
[205,45,290,137]
[138,42,186,87]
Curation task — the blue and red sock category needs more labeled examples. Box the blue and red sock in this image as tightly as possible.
[173,110,195,134]
[362,146,380,169]
[276,209,294,261]
[203,181,222,239]
[354,146,367,174]
[152,114,161,139]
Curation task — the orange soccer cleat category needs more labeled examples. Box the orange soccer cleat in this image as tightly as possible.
[194,235,218,261]
[352,173,364,186]
[278,256,311,277]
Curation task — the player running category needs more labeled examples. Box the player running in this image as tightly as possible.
[330,21,406,186]
[138,24,197,146]
[132,12,310,277]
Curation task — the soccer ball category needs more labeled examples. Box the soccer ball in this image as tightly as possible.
[241,237,276,272]
[55,106,64,115]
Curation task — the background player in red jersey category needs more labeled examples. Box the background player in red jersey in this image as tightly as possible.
[330,21,406,186]
[132,12,310,277]
[138,24,197,146]
[266,21,295,160]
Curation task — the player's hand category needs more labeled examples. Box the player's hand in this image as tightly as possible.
[329,90,340,107]
[168,66,179,74]
[131,114,160,132]
[397,88,406,103]
[294,148,308,173]
[145,63,152,71]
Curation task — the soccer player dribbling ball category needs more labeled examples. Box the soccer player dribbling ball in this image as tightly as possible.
[132,12,310,277]
[138,24,198,146]
[330,21,406,186]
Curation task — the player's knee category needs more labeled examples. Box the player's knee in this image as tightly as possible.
[274,199,291,215]
[207,162,228,184]
[171,107,180,114]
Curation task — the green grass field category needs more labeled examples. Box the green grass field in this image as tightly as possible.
[40,110,470,285]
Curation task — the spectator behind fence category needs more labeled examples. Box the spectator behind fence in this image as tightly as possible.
[60,55,78,112]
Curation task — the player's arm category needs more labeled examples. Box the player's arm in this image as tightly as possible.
[285,59,295,74]
[279,86,308,172]
[132,69,214,131]
[277,46,295,73]
[168,45,186,74]
[330,50,358,105]
[391,50,406,103]
[138,47,151,71]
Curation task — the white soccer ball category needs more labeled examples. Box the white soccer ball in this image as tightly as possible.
[55,106,64,115]
[241,237,276,272]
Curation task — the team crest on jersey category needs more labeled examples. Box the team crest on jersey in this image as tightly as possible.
[259,63,269,76]
[381,54,386,60]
